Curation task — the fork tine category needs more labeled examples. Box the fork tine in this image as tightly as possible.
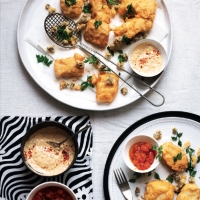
[114,169,121,184]
[119,168,128,182]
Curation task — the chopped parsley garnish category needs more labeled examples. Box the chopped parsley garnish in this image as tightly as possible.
[56,26,72,41]
[118,72,121,76]
[81,76,94,91]
[36,55,53,67]
[84,55,99,65]
[121,35,132,45]
[171,131,183,147]
[166,175,173,183]
[152,145,157,150]
[123,3,136,20]
[185,147,197,177]
[173,152,182,164]
[129,172,142,183]
[82,3,92,13]
[154,171,160,180]
[94,20,102,28]
[156,145,163,161]
[107,46,114,56]
[106,0,118,5]
[65,0,76,7]
[118,50,127,63]
[197,156,200,163]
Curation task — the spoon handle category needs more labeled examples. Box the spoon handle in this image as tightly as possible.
[59,124,91,146]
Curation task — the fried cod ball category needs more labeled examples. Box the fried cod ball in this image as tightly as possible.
[60,0,84,18]
[96,73,119,103]
[84,19,110,48]
[54,53,85,78]
[162,142,188,172]
[176,184,200,200]
[144,180,175,200]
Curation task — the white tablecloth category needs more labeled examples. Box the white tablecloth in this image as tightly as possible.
[1,0,200,199]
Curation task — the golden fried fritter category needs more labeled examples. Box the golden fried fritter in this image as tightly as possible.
[144,180,175,200]
[96,73,119,103]
[89,0,115,24]
[54,53,85,78]
[112,17,153,38]
[162,142,188,172]
[177,184,200,200]
[60,0,84,18]
[118,0,157,21]
[84,19,110,48]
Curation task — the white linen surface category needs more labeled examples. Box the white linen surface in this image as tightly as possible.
[1,0,200,200]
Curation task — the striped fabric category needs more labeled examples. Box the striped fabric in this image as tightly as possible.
[0,116,93,200]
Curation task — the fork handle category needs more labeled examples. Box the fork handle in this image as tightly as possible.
[78,43,165,107]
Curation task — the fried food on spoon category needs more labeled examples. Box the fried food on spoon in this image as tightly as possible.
[162,142,188,172]
[144,180,175,200]
[96,73,119,103]
[112,17,153,39]
[60,0,84,18]
[84,19,110,48]
[176,184,200,200]
[118,0,157,21]
[54,53,85,78]
[89,0,115,24]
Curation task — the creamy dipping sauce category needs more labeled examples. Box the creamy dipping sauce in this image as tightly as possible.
[130,42,163,76]
[24,126,75,176]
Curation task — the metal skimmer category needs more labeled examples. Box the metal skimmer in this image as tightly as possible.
[44,13,165,107]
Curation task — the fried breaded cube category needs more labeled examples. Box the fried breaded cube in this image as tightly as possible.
[84,19,110,48]
[162,142,188,172]
[177,184,200,200]
[112,17,153,39]
[96,73,119,103]
[118,0,157,21]
[144,180,175,200]
[89,0,115,24]
[54,53,85,78]
[60,0,84,18]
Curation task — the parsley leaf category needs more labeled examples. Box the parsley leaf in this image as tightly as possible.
[129,172,142,183]
[152,145,157,150]
[107,46,114,56]
[94,20,102,28]
[123,3,136,20]
[154,171,160,180]
[178,140,182,147]
[84,55,99,65]
[82,3,92,13]
[166,175,173,183]
[121,35,132,45]
[156,145,163,161]
[81,76,94,91]
[173,152,182,164]
[118,54,126,63]
[56,26,72,41]
[171,136,177,141]
[36,55,53,67]
[65,0,76,7]
[190,170,197,177]
[197,156,200,163]
[106,0,118,5]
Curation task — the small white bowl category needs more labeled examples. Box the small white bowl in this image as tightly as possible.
[123,135,160,173]
[128,39,167,77]
[26,182,77,200]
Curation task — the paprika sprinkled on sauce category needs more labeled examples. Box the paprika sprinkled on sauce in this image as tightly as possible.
[129,142,156,170]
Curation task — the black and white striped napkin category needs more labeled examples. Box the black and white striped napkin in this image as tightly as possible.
[0,116,93,200]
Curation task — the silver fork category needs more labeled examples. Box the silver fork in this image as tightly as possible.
[114,168,133,200]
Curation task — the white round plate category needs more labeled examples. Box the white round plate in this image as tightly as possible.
[17,0,172,111]
[103,111,200,200]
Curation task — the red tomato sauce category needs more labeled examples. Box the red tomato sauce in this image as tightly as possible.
[129,142,156,170]
[33,186,73,200]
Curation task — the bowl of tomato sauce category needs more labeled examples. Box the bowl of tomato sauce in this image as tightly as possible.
[123,135,160,173]
[26,182,77,200]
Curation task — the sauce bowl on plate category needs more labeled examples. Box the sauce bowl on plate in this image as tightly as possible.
[128,39,167,77]
[123,135,160,173]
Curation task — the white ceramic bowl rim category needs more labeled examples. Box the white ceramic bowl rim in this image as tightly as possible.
[123,134,160,173]
[128,39,167,77]
[26,182,77,200]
